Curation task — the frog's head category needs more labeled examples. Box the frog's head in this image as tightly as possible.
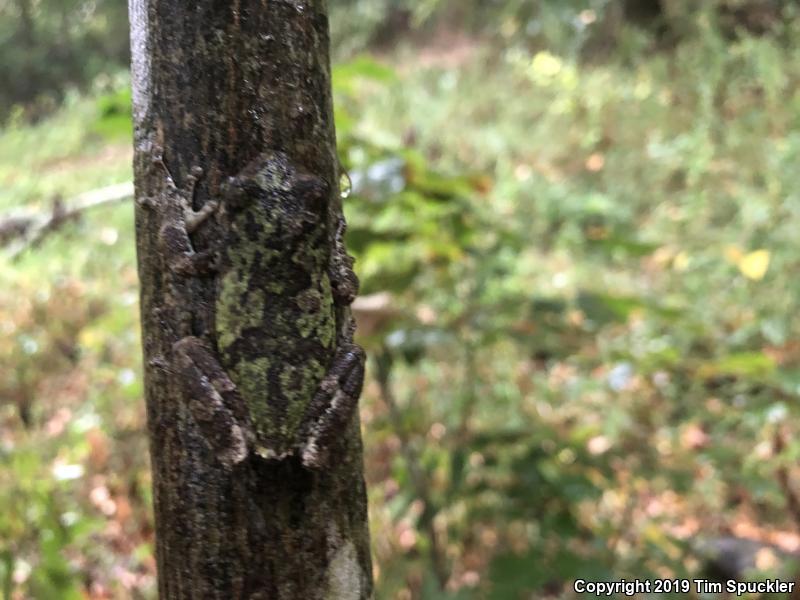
[222,152,332,245]
[220,152,291,210]
[275,171,331,241]
[221,152,329,215]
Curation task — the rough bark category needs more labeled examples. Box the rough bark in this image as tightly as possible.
[128,2,372,598]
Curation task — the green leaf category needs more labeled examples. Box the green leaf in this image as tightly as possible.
[699,352,777,379]
[577,291,646,324]
[333,55,397,83]
[588,234,661,258]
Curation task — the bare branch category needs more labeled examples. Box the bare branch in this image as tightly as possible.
[773,428,800,531]
[1,181,133,258]
[374,350,450,589]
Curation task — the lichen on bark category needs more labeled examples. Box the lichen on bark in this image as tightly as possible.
[129,1,373,597]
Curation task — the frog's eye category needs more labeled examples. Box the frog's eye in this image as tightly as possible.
[221,176,248,208]
[294,174,330,212]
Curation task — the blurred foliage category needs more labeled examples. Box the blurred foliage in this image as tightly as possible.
[5,0,800,599]
[0,0,129,122]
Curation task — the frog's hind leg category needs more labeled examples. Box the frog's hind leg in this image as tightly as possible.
[173,336,251,468]
[299,343,366,469]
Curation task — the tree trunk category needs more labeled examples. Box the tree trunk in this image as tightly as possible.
[128,1,373,598]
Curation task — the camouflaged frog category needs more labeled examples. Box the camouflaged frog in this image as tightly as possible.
[147,147,364,469]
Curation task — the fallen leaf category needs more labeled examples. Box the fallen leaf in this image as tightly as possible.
[738,249,770,280]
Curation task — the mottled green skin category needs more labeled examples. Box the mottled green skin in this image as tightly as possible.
[215,152,338,459]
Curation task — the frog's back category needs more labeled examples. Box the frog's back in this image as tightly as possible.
[213,151,338,458]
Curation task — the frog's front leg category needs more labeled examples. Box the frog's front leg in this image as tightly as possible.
[160,219,219,276]
[181,166,219,234]
[300,342,366,468]
[328,217,360,306]
[173,336,252,467]
[158,163,220,277]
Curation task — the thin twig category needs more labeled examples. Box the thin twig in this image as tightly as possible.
[1,181,134,258]
[375,349,450,589]
[456,338,478,442]
[773,428,800,531]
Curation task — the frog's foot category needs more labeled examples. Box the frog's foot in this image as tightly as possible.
[300,343,366,469]
[180,166,220,233]
[136,195,158,210]
[184,199,219,233]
